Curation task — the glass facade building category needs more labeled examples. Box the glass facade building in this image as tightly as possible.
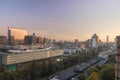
[8,27,27,45]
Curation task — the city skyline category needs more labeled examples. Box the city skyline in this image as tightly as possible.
[0,0,120,42]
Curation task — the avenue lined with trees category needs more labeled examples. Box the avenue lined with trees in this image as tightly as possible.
[0,50,98,80]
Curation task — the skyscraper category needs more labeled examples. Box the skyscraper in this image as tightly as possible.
[106,35,109,48]
[91,33,99,49]
[8,27,27,45]
[107,35,109,43]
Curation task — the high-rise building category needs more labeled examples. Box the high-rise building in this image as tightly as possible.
[37,36,42,44]
[91,33,99,49]
[53,39,56,44]
[24,35,33,45]
[0,36,7,45]
[32,33,37,44]
[107,35,109,43]
[86,33,101,49]
[8,27,27,45]
[48,39,52,44]
[24,33,37,45]
[115,36,120,80]
[43,37,48,44]
[75,39,79,44]
[106,35,109,48]
[86,39,92,48]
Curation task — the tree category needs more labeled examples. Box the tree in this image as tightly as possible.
[87,67,100,76]
[87,72,100,80]
[78,73,86,80]
[99,65,115,80]
[29,60,37,80]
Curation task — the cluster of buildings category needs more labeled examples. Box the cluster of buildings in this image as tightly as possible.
[0,27,63,71]
[0,27,112,71]
[7,27,53,47]
[115,36,120,80]
[86,34,103,49]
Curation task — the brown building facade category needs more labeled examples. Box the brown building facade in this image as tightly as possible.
[0,36,7,45]
[115,36,120,80]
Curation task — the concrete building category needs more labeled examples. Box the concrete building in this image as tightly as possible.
[106,35,109,48]
[86,33,103,50]
[107,35,109,44]
[86,39,92,48]
[24,35,33,45]
[115,36,120,80]
[91,33,99,49]
[86,34,100,49]
[0,36,7,45]
[24,33,37,45]
[32,33,37,45]
[53,39,56,44]
[0,49,63,71]
[75,39,79,44]
[43,37,48,44]
[37,36,42,44]
[8,27,27,45]
[48,39,52,44]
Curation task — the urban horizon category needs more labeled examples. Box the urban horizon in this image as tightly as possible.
[0,27,114,43]
[1,0,120,42]
[0,1,117,80]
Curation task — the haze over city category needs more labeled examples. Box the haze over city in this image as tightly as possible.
[0,0,118,80]
[1,0,120,42]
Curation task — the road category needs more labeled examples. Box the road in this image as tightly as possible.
[49,49,116,80]
[48,57,100,80]
[73,49,116,80]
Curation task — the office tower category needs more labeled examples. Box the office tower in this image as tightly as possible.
[106,35,109,48]
[37,36,42,44]
[43,37,48,44]
[48,39,52,44]
[86,39,92,48]
[24,33,37,45]
[91,33,99,49]
[53,39,56,44]
[75,39,79,44]
[0,36,7,45]
[24,35,33,45]
[107,35,109,43]
[8,27,27,45]
[32,33,37,44]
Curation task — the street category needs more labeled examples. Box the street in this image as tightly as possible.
[48,49,116,80]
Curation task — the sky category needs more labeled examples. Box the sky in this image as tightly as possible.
[0,0,120,42]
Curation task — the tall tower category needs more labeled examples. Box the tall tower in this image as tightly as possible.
[115,36,120,80]
[107,35,109,48]
[107,35,109,44]
[91,33,99,49]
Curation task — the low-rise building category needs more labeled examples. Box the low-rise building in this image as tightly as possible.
[0,36,7,46]
[0,49,63,70]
